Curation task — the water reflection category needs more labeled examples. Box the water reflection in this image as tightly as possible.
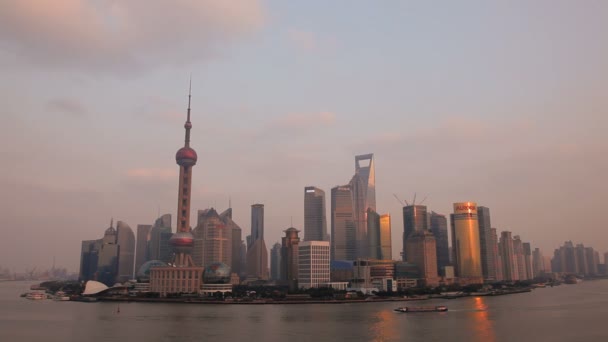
[370,309,398,342]
[471,297,496,342]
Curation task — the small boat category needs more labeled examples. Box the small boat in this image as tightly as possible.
[53,291,70,301]
[25,292,46,300]
[395,306,448,313]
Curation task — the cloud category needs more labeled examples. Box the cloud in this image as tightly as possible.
[47,98,87,117]
[0,0,265,73]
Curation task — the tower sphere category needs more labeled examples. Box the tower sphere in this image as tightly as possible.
[169,231,194,254]
[176,147,198,166]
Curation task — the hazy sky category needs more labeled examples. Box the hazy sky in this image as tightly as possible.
[1,0,607,272]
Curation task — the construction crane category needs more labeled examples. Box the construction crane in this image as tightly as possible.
[393,194,409,206]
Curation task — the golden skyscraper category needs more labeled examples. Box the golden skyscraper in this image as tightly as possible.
[450,202,483,283]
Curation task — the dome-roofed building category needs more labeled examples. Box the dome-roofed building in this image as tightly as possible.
[137,260,169,282]
[203,262,231,284]
[201,262,233,296]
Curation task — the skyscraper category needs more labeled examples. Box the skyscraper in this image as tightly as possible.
[367,210,392,260]
[477,206,498,282]
[379,213,392,260]
[193,208,232,268]
[430,212,449,276]
[304,186,328,241]
[367,209,381,260]
[246,204,269,280]
[135,224,152,272]
[331,185,356,261]
[450,202,483,282]
[512,236,526,280]
[405,230,439,286]
[351,154,376,259]
[219,208,244,278]
[97,220,119,286]
[116,221,135,282]
[79,239,101,282]
[523,242,533,280]
[532,247,545,278]
[148,214,173,263]
[402,205,428,261]
[150,84,203,296]
[281,227,300,290]
[499,231,518,281]
[270,243,281,281]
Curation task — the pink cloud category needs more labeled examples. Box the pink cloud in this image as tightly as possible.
[0,0,265,72]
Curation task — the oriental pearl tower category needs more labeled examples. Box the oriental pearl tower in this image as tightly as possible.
[169,81,197,267]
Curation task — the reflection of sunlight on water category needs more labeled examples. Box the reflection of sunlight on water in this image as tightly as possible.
[471,297,496,342]
[370,310,398,342]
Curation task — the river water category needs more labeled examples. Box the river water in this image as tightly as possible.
[1,280,607,342]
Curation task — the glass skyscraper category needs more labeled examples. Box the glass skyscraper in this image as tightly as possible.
[351,154,376,259]
[429,211,449,275]
[450,202,483,282]
[402,205,428,261]
[304,186,327,241]
[477,206,498,282]
[331,185,356,261]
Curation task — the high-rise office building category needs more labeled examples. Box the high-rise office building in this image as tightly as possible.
[367,210,392,260]
[246,204,269,280]
[251,204,264,242]
[405,230,439,286]
[304,186,328,241]
[219,208,243,278]
[379,213,392,260]
[97,221,119,286]
[402,205,428,261]
[148,214,173,263]
[499,231,518,281]
[350,154,376,259]
[193,208,232,268]
[116,221,135,282]
[477,206,498,282]
[429,212,449,275]
[270,243,281,281]
[281,227,300,289]
[298,241,330,289]
[79,239,101,282]
[490,228,502,281]
[331,185,356,261]
[135,224,152,272]
[150,85,203,296]
[450,202,482,282]
[367,209,381,260]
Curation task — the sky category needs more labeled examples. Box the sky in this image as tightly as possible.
[0,0,607,272]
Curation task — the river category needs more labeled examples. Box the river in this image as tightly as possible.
[1,280,607,341]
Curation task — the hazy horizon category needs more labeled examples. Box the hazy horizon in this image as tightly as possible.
[1,0,607,272]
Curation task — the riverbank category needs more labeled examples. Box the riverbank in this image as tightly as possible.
[94,295,431,305]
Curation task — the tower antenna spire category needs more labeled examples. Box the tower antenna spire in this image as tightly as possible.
[184,75,192,147]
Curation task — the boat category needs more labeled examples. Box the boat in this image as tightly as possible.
[25,292,47,300]
[53,291,70,301]
[395,306,448,313]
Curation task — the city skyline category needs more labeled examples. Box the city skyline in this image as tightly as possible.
[1,1,608,272]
